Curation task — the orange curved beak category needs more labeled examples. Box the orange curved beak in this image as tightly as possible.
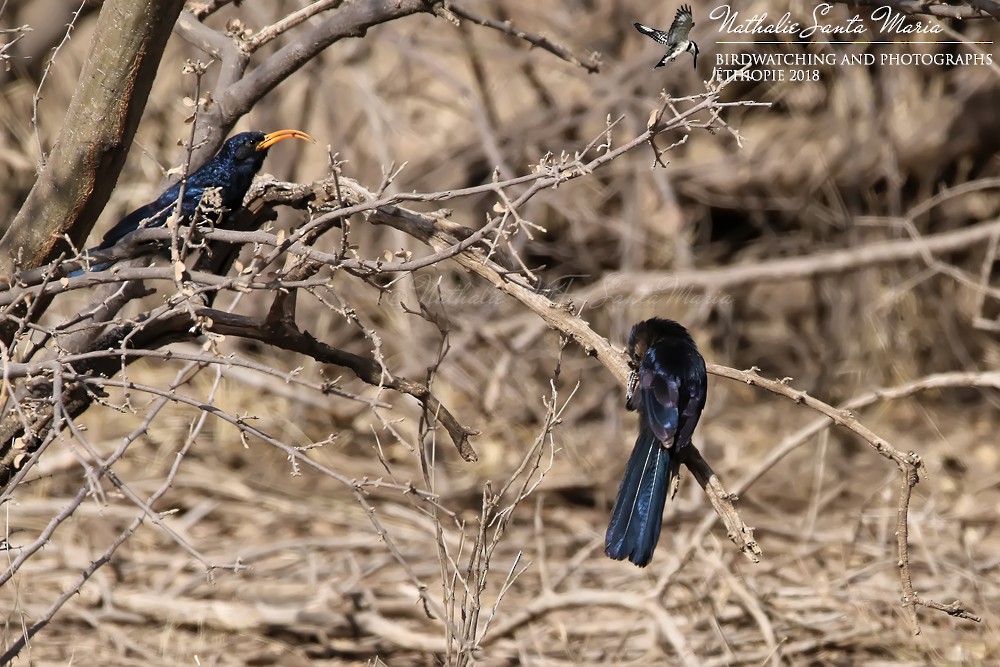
[257,129,315,151]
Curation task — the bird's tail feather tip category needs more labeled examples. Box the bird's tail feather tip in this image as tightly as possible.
[604,541,655,567]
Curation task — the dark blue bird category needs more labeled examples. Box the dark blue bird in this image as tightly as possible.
[605,318,707,567]
[74,129,313,274]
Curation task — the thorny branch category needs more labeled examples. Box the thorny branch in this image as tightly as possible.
[0,46,987,662]
[0,86,765,662]
[170,0,599,166]
[707,365,984,633]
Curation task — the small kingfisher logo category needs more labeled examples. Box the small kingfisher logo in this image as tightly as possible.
[634,4,700,69]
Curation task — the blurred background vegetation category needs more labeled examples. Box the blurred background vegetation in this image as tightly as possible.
[1,0,999,664]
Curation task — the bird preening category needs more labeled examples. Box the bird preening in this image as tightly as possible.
[72,129,314,274]
[605,318,708,567]
[634,5,699,69]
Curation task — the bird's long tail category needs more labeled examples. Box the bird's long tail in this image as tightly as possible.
[67,202,174,277]
[605,428,672,567]
[67,259,111,278]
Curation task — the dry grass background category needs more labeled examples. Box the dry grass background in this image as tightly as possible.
[2,0,1000,664]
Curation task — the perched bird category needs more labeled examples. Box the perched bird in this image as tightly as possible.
[605,318,707,567]
[74,129,314,273]
[634,5,699,69]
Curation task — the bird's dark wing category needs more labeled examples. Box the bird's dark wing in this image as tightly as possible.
[639,343,707,448]
[633,22,671,46]
[605,425,672,567]
[638,354,682,445]
[667,4,695,44]
[675,348,707,446]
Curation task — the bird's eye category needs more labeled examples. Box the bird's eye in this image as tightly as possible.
[235,143,256,160]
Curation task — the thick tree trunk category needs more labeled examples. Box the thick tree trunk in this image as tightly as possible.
[0,0,185,275]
